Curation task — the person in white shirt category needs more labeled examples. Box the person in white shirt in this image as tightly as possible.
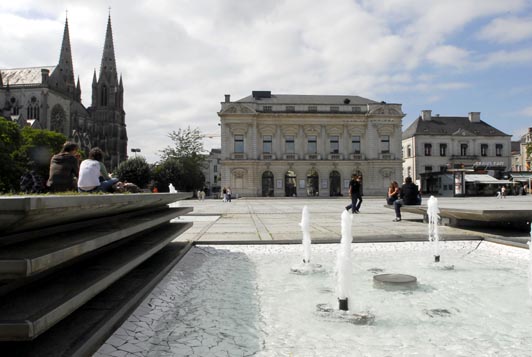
[78,147,119,192]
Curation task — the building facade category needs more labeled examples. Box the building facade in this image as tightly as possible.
[202,148,222,197]
[218,91,404,197]
[0,16,127,170]
[402,110,511,192]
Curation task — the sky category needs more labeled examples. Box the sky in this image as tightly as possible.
[1,0,531,163]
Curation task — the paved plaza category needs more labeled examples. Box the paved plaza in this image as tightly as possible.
[171,196,532,244]
[95,195,532,356]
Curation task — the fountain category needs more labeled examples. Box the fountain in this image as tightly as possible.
[315,210,374,324]
[336,210,353,310]
[96,208,532,356]
[529,223,532,298]
[427,195,441,262]
[290,206,324,274]
[168,183,177,193]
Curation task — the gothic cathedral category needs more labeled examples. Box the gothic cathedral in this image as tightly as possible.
[0,15,127,170]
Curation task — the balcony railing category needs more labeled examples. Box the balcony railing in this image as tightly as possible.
[328,153,343,160]
[305,154,321,160]
[260,153,276,160]
[231,153,247,160]
[350,153,364,160]
[379,153,394,160]
[283,154,298,160]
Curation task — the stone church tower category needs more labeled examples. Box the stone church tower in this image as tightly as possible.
[88,15,127,170]
[0,14,127,170]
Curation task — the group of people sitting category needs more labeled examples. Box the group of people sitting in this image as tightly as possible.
[387,177,422,222]
[46,141,120,193]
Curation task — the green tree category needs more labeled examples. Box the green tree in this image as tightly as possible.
[159,127,206,192]
[114,156,151,188]
[0,117,23,192]
[14,127,67,180]
[151,158,181,193]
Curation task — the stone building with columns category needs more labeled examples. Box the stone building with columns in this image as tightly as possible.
[218,91,404,197]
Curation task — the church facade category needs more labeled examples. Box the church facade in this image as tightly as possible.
[0,16,127,170]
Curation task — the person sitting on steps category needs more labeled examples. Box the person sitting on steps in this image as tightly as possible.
[393,176,421,222]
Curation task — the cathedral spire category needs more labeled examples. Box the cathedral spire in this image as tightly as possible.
[49,16,76,98]
[98,14,118,85]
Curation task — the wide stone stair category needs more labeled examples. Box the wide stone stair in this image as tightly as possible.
[0,193,193,356]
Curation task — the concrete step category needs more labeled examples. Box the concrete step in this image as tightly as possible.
[0,207,192,279]
[0,241,193,357]
[0,221,192,341]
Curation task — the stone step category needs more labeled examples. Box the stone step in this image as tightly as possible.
[0,221,192,341]
[0,207,192,279]
[0,241,193,356]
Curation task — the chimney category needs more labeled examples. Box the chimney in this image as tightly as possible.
[421,110,432,121]
[468,112,480,123]
[224,94,230,103]
[41,68,49,84]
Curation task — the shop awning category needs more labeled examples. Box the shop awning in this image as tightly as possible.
[465,174,512,184]
[509,173,532,182]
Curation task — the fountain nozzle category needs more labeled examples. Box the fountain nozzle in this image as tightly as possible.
[434,255,440,263]
[338,298,348,311]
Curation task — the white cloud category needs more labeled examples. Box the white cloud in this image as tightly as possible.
[1,0,531,162]
[477,16,532,43]
[519,106,532,117]
[426,45,470,67]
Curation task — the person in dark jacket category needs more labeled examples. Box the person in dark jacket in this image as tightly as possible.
[345,175,363,213]
[46,142,80,192]
[393,176,421,222]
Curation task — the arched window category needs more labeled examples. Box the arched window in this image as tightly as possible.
[261,171,274,197]
[329,171,341,196]
[101,85,108,106]
[306,168,319,197]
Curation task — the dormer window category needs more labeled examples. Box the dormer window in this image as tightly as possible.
[352,106,361,113]
[286,106,295,112]
[308,106,317,112]
[330,106,339,113]
[263,105,272,112]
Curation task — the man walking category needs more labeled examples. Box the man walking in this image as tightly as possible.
[345,175,363,214]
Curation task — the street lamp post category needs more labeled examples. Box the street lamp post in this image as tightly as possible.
[131,148,141,157]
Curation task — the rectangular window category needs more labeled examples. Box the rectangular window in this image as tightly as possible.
[330,136,339,154]
[460,143,468,156]
[308,106,317,112]
[425,166,433,173]
[263,135,272,153]
[263,105,272,112]
[407,145,412,157]
[214,165,218,173]
[330,106,339,112]
[285,135,295,153]
[286,105,295,112]
[424,143,432,156]
[496,144,503,156]
[481,144,488,156]
[351,136,361,153]
[307,135,317,154]
[352,106,361,113]
[380,135,390,153]
[439,144,447,156]
[234,135,244,153]
[439,166,447,172]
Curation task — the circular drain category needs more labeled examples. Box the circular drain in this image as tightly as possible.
[373,273,417,290]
